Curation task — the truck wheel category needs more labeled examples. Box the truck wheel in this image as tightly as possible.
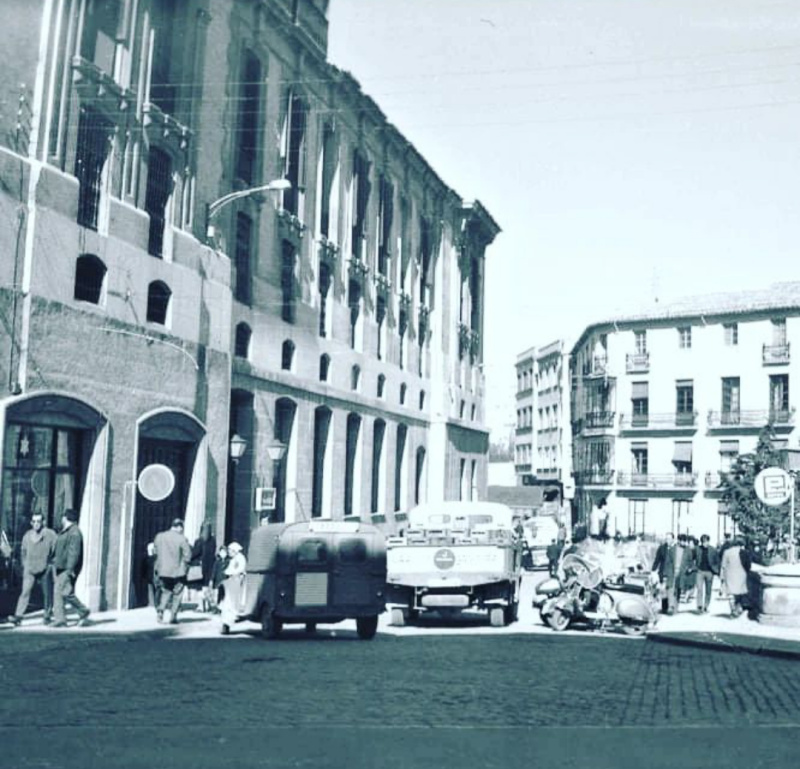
[390,608,406,627]
[504,602,519,625]
[356,615,379,640]
[260,606,282,640]
[489,607,506,627]
[621,621,647,637]
[221,623,230,636]
[305,622,317,634]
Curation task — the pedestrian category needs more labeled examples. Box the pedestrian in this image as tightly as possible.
[652,532,686,615]
[190,522,217,613]
[720,536,750,618]
[141,542,161,608]
[545,539,562,576]
[52,509,91,628]
[219,542,248,627]
[692,534,720,613]
[9,512,57,627]
[679,535,697,604]
[210,545,230,613]
[153,517,192,624]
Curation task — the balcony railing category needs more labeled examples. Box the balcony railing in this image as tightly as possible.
[582,411,615,429]
[705,471,723,489]
[617,472,698,489]
[582,354,608,378]
[619,412,698,430]
[626,352,650,373]
[763,343,790,365]
[574,469,615,485]
[707,409,795,428]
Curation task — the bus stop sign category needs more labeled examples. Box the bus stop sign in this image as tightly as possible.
[754,467,793,507]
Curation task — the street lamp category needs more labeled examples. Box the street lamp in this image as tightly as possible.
[229,433,247,464]
[205,178,291,240]
[266,438,287,463]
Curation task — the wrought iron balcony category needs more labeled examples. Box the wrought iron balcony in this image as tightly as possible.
[582,354,609,378]
[626,352,650,373]
[619,412,698,430]
[574,469,615,485]
[763,343,790,365]
[707,409,795,428]
[617,472,698,489]
[582,411,615,429]
[318,236,339,267]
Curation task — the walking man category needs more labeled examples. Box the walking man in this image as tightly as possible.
[153,518,192,624]
[52,509,91,627]
[693,534,720,613]
[9,513,57,627]
[652,532,684,615]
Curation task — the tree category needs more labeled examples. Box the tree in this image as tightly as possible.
[720,424,791,541]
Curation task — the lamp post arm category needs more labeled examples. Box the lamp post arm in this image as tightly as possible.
[205,180,291,229]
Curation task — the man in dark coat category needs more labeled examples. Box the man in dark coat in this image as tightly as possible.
[52,509,90,627]
[546,539,562,576]
[153,518,192,624]
[652,532,686,615]
[692,534,720,613]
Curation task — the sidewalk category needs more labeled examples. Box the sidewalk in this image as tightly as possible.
[645,593,800,660]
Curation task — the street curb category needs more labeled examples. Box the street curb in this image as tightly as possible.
[646,631,800,660]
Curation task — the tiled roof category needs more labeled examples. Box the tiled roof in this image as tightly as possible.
[573,281,800,351]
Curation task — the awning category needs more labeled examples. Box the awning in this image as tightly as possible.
[672,442,693,463]
[719,440,739,453]
[631,382,649,398]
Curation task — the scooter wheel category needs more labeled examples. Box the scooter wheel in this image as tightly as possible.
[621,622,647,636]
[545,609,570,632]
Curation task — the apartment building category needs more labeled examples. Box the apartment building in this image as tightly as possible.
[0,0,498,613]
[570,283,800,543]
[514,340,571,486]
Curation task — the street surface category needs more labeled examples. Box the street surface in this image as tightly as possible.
[1,573,798,769]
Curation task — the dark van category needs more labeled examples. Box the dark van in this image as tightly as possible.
[220,520,387,639]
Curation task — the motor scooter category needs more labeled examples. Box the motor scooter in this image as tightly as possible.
[538,553,658,635]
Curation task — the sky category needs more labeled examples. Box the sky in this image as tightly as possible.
[326,0,800,440]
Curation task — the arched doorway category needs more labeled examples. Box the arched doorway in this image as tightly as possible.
[0,394,105,616]
[130,411,204,607]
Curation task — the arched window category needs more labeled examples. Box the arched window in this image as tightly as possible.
[344,413,362,516]
[395,424,408,511]
[234,323,251,359]
[415,446,426,505]
[281,340,295,371]
[319,354,330,382]
[371,419,386,513]
[146,280,171,325]
[274,398,297,523]
[377,374,386,398]
[419,390,426,410]
[351,364,361,391]
[312,406,332,518]
[400,383,407,405]
[73,254,106,304]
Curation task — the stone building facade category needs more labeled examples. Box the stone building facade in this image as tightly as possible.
[0,0,498,613]
[570,283,800,542]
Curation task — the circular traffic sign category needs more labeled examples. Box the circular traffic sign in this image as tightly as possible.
[433,548,456,570]
[754,467,793,507]
[137,464,176,502]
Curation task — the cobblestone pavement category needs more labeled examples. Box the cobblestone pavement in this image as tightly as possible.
[2,573,799,768]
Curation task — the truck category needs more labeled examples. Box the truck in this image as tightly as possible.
[385,501,524,627]
[522,514,561,570]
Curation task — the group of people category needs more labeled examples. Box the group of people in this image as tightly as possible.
[652,532,755,618]
[4,509,91,628]
[143,519,248,624]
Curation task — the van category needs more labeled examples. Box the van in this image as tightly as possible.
[220,520,387,639]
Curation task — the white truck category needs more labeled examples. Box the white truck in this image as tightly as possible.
[386,501,524,627]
